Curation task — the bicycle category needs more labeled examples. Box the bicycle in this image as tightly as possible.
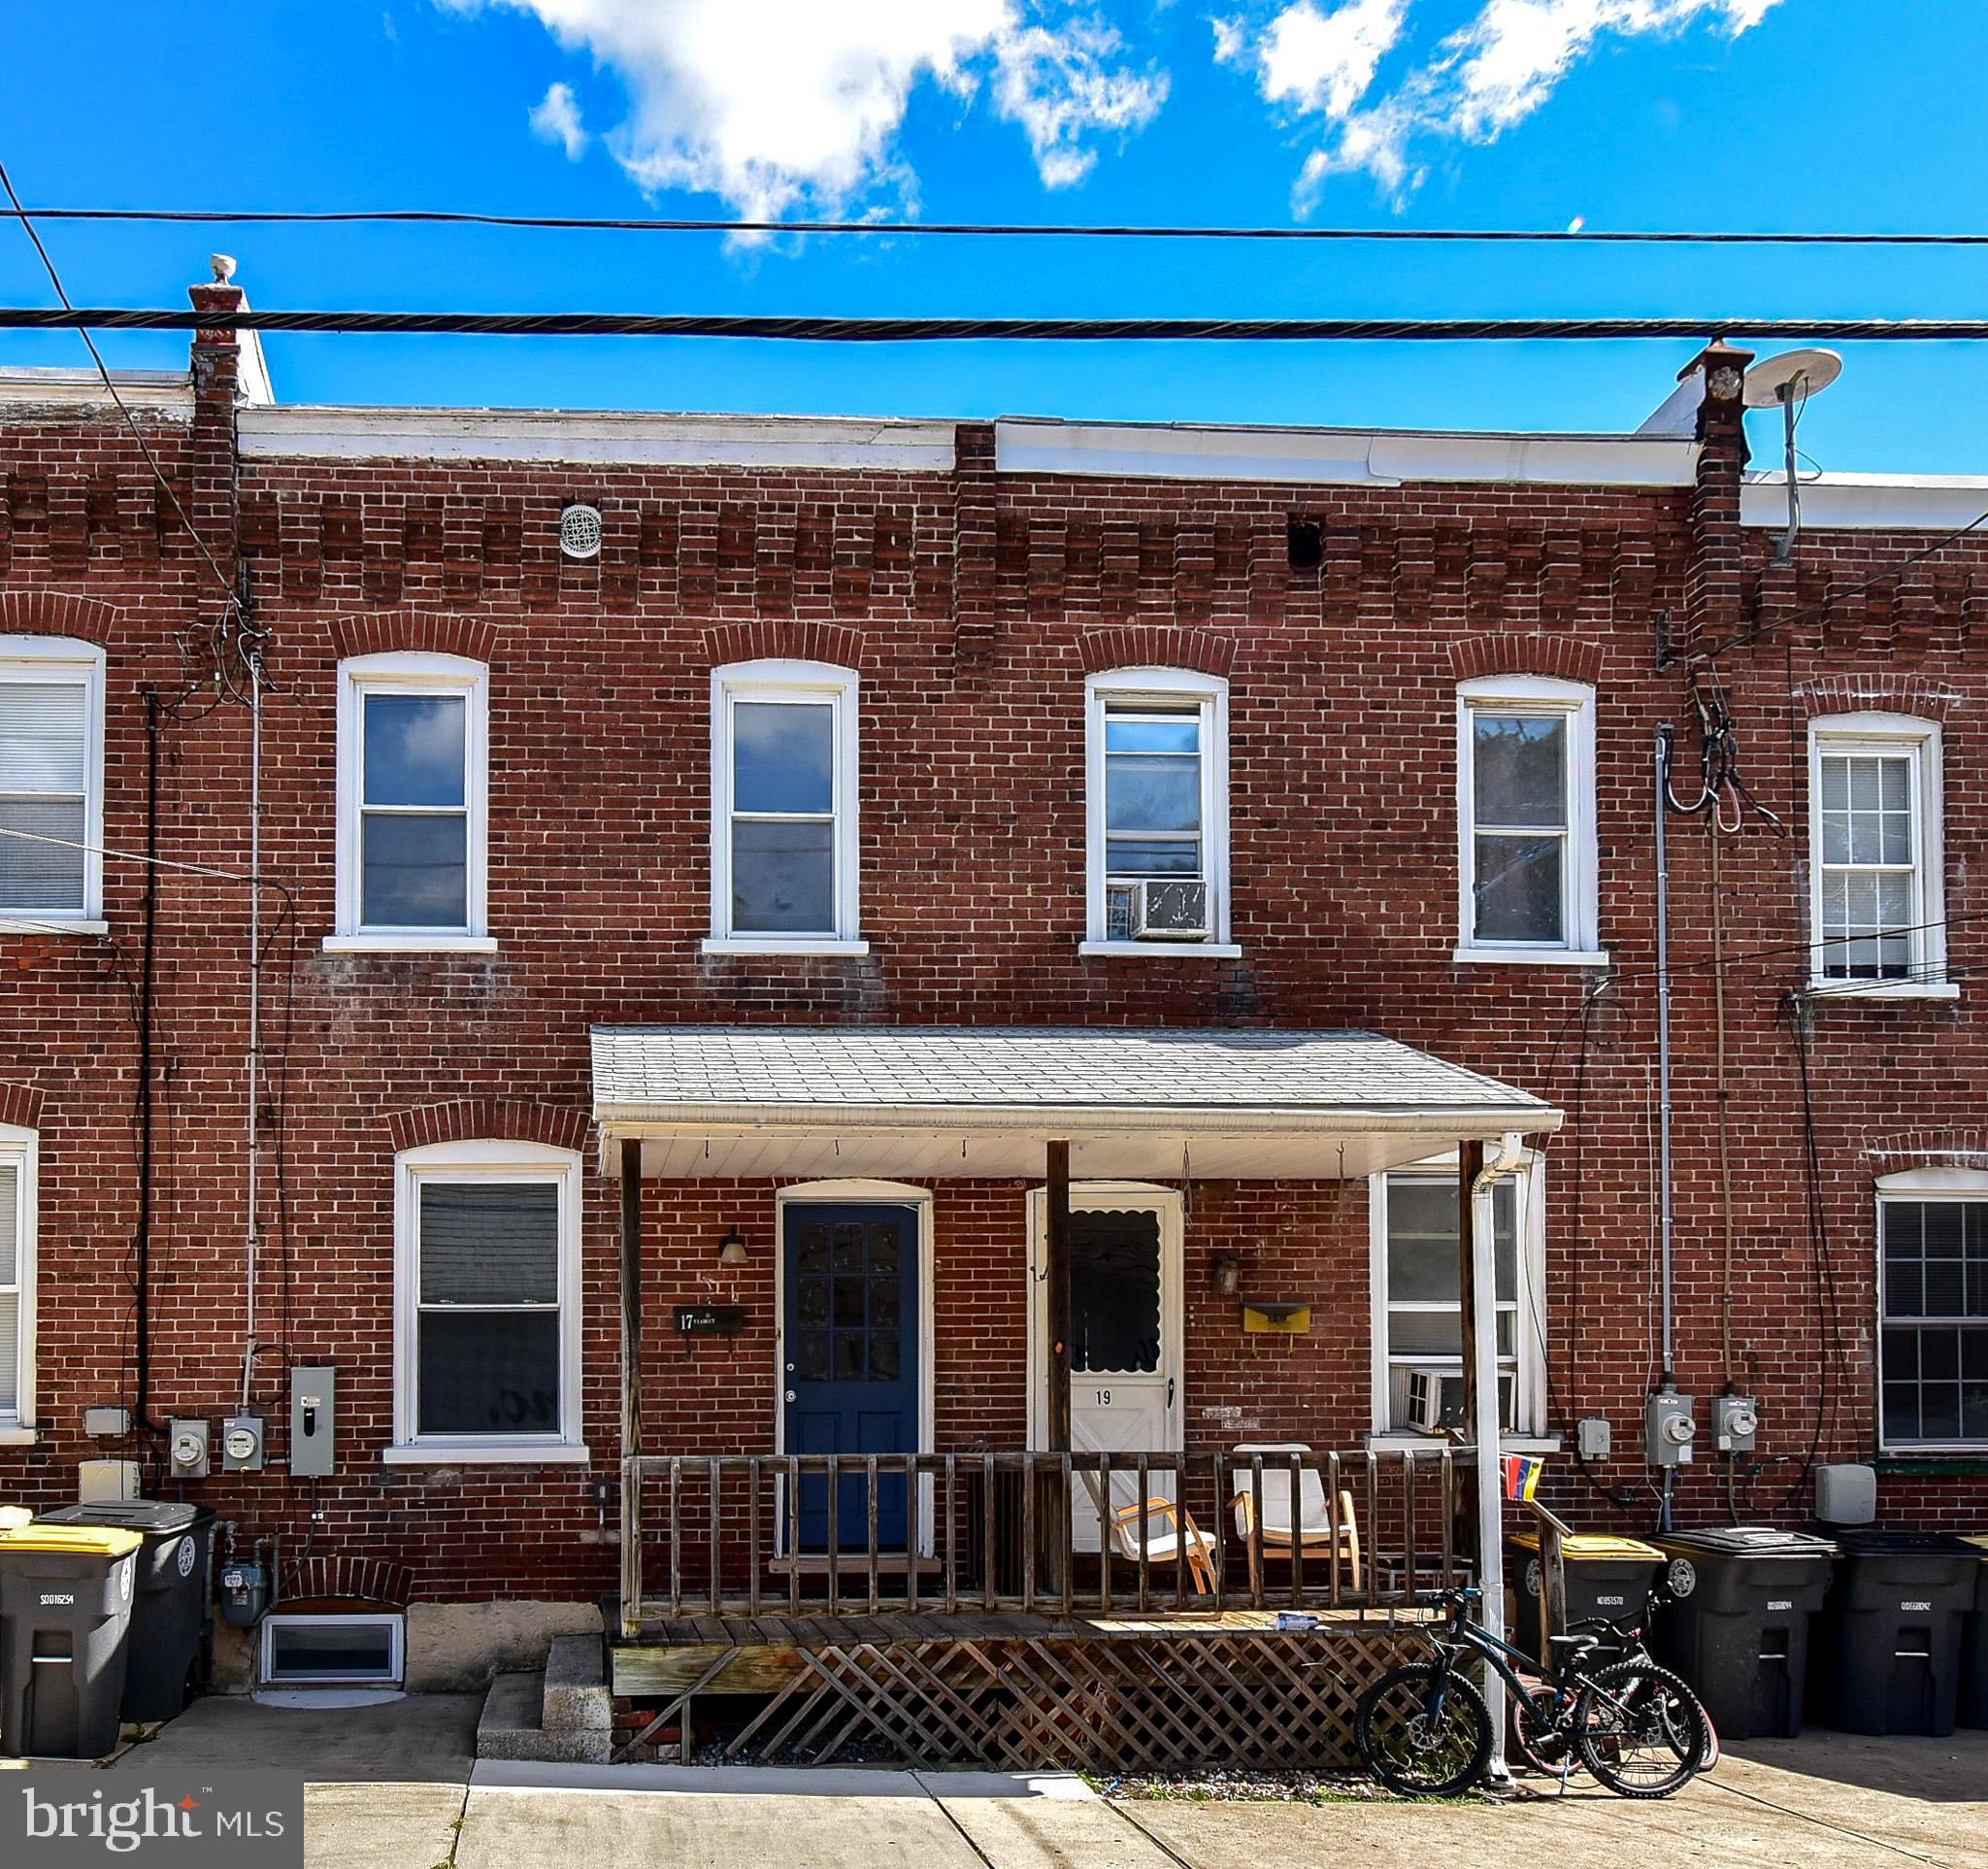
[1506,1585,1720,1780]
[1353,1585,1713,1800]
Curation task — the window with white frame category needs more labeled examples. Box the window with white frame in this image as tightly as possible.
[1369,1157,1544,1438]
[0,1124,36,1432]
[708,660,860,951]
[0,637,105,925]
[1084,669,1230,950]
[1808,714,1944,989]
[1456,676,1598,961]
[390,1140,583,1460]
[1877,1170,1988,1451]
[334,652,488,949]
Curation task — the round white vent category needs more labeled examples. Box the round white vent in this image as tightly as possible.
[559,503,604,559]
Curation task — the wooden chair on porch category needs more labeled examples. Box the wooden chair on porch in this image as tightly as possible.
[1227,1443,1363,1596]
[1077,1470,1219,1596]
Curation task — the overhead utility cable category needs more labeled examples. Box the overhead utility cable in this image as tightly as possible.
[10,308,1988,342]
[15,206,1988,246]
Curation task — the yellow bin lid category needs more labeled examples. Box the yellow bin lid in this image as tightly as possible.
[0,1522,143,1558]
[1963,1534,1988,1555]
[1511,1531,1664,1560]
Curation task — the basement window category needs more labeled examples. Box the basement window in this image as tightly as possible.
[261,1613,404,1686]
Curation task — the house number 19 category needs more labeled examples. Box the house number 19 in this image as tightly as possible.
[1094,1389,1112,1407]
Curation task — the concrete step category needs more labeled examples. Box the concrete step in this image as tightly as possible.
[476,1669,611,1765]
[542,1634,612,1733]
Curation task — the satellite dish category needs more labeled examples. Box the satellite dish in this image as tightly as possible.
[1744,350,1842,563]
[1742,348,1842,408]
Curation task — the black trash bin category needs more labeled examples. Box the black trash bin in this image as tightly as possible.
[1961,1535,1988,1731]
[0,1521,143,1758]
[1814,1528,1978,1736]
[1650,1526,1838,1739]
[41,1501,215,1721]
[1508,1530,1665,1665]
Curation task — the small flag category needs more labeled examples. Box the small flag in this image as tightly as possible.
[1502,1453,1543,1501]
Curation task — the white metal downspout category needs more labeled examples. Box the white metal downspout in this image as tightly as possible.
[1473,1131,1525,1785]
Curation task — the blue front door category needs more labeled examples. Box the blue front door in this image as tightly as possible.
[782,1203,919,1552]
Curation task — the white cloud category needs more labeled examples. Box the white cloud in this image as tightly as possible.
[1255,0,1405,118]
[1220,0,1781,206]
[528,80,587,158]
[993,17,1169,188]
[444,1,1166,219]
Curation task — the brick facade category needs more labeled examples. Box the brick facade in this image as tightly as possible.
[4,302,1987,1625]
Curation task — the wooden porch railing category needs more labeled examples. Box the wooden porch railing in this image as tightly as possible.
[617,1446,1466,1628]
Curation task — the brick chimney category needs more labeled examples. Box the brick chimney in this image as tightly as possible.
[1677,337,1754,656]
[186,257,245,586]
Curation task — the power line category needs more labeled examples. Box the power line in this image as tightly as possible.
[14,206,1988,246]
[9,308,1988,342]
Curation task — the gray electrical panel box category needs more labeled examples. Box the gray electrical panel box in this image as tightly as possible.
[1643,1390,1697,1466]
[1711,1391,1759,1452]
[290,1365,336,1478]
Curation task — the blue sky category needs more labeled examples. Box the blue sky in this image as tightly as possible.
[3,1,1985,470]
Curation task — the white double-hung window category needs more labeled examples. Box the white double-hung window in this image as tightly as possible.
[388,1140,585,1463]
[707,660,862,955]
[0,1123,36,1439]
[0,637,105,930]
[1369,1155,1545,1442]
[1808,714,1946,995]
[1082,668,1233,954]
[331,652,490,952]
[1455,675,1600,964]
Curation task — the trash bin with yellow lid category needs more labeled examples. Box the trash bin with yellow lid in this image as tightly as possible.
[1507,1529,1666,1665]
[0,1520,143,1758]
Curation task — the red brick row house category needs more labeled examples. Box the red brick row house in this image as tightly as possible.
[1,281,1985,1711]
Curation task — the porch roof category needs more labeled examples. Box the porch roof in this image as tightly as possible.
[591,1025,1560,1181]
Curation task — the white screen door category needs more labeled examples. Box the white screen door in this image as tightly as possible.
[1028,1185,1183,1553]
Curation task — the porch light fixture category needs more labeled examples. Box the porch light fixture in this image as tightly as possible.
[717,1227,749,1267]
[1210,1252,1242,1297]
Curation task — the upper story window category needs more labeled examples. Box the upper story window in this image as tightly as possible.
[1808,714,1946,996]
[0,1121,37,1435]
[707,660,863,955]
[1083,669,1233,955]
[388,1139,585,1463]
[1876,1169,1988,1451]
[1455,675,1601,965]
[0,637,105,929]
[1368,1155,1545,1442]
[331,652,491,953]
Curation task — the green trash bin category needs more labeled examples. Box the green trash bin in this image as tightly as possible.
[0,1521,143,1758]
[1508,1530,1665,1665]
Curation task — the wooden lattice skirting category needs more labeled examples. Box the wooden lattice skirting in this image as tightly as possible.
[616,1624,1434,1771]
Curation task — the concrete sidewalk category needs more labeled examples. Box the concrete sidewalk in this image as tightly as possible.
[76,1696,1988,1869]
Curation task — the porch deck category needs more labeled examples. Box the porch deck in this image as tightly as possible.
[610,1605,1441,1770]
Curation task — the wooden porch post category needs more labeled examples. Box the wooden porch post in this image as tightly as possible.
[1045,1140,1073,1453]
[1458,1137,1509,1780]
[618,1137,645,1640]
[1043,1140,1073,1591]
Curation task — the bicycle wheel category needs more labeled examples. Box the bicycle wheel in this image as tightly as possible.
[1355,1663,1494,1798]
[1508,1683,1579,1777]
[1574,1660,1711,1799]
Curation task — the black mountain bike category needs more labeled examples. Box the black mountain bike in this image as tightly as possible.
[1354,1586,1713,1799]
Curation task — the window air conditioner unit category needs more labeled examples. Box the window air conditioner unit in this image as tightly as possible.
[1405,1368,1465,1435]
[1107,878,1209,942]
